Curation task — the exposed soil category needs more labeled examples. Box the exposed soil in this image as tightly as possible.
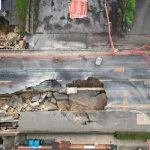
[67,77,104,88]
[0,17,9,33]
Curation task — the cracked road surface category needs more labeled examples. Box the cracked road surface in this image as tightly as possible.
[0,52,149,109]
[18,110,150,133]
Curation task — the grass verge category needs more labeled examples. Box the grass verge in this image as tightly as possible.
[14,0,29,32]
[124,0,136,25]
[115,131,150,140]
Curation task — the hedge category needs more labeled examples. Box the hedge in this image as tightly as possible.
[14,0,29,17]
[124,0,136,25]
[115,131,150,140]
[14,0,29,32]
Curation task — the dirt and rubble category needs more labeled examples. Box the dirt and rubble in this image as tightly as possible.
[67,77,104,88]
[0,17,9,34]
[0,77,107,129]
[0,31,29,49]
[0,18,29,50]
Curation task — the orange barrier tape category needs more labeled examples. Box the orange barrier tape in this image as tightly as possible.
[104,0,150,65]
[104,0,116,54]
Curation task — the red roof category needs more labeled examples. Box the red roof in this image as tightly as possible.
[69,0,88,19]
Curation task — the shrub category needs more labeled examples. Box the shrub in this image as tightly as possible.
[14,0,29,31]
[115,131,150,140]
[14,0,29,17]
[124,0,136,25]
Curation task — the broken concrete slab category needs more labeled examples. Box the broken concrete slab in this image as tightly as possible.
[42,100,58,111]
[50,97,57,104]
[31,94,41,102]
[57,101,70,111]
[33,92,53,104]
[20,92,32,100]
[9,95,23,108]
[7,107,15,113]
[0,116,14,123]
[1,105,9,111]
[31,92,48,103]
[46,92,52,98]
[25,106,33,111]
[69,91,91,107]
[53,92,68,101]
[30,102,40,107]
[31,80,62,91]
[39,93,47,102]
[69,91,107,111]
[16,106,23,113]
[21,103,28,112]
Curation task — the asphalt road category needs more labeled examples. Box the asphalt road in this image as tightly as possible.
[0,53,149,108]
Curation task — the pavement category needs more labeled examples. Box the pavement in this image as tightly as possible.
[130,0,150,35]
[27,0,150,51]
[27,0,108,50]
[18,110,150,133]
[36,0,105,34]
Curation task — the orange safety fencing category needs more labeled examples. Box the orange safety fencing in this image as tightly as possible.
[104,0,150,66]
[131,46,150,66]
[69,0,88,19]
[104,0,116,54]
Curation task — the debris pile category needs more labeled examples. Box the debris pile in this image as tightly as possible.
[0,31,29,49]
[0,77,107,128]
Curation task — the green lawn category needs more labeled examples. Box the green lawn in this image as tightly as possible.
[14,0,29,31]
[115,131,150,140]
[14,0,29,17]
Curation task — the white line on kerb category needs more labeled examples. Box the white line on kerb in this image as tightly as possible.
[0,0,1,10]
[99,79,150,82]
